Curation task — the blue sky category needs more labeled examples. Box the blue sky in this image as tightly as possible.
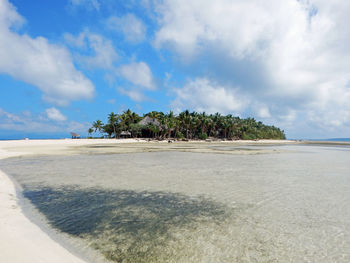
[1,0,350,139]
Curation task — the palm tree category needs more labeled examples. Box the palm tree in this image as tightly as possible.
[88,127,94,138]
[207,117,214,137]
[130,111,141,124]
[190,115,199,139]
[198,112,208,135]
[165,111,176,138]
[108,112,118,139]
[173,118,181,139]
[118,109,141,132]
[179,110,192,139]
[92,120,104,138]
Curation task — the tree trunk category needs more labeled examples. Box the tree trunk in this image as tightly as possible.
[113,125,117,139]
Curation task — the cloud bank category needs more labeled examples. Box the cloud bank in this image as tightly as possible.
[0,0,95,106]
[64,29,155,102]
[154,0,350,137]
[0,108,88,134]
[171,78,245,114]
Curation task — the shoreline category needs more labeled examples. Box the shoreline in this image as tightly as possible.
[0,139,158,263]
[0,139,143,263]
[1,138,344,263]
[0,169,90,263]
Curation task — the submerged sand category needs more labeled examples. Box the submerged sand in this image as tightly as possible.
[0,138,295,263]
[1,138,349,262]
[0,139,130,263]
[0,139,144,263]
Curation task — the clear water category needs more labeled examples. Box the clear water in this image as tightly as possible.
[1,145,350,262]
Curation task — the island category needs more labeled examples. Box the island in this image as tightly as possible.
[89,110,286,140]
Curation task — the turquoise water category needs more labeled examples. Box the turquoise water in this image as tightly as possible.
[1,145,350,262]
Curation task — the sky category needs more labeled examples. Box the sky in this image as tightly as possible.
[1,0,350,139]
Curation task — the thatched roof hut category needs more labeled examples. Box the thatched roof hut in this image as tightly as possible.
[120,131,131,137]
[138,116,161,127]
[70,132,80,139]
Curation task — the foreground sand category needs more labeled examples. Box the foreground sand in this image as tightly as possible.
[0,138,296,263]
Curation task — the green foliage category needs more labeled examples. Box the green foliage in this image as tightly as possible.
[90,109,286,140]
[129,124,142,138]
[176,131,184,139]
[92,120,104,137]
[198,132,208,140]
[242,133,255,140]
[87,128,94,136]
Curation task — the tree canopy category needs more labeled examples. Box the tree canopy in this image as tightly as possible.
[90,110,286,140]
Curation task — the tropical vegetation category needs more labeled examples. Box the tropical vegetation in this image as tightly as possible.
[90,109,286,140]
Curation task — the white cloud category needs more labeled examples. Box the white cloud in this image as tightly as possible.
[65,30,153,102]
[0,108,21,122]
[106,99,115,104]
[154,0,308,59]
[118,88,147,102]
[255,104,271,119]
[154,0,350,136]
[118,61,155,90]
[65,30,118,70]
[0,0,95,106]
[171,78,246,114]
[0,108,88,134]
[46,107,67,122]
[106,14,146,43]
[0,0,24,28]
[69,0,100,11]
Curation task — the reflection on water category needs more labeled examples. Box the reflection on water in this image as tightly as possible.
[24,187,232,262]
[1,144,350,262]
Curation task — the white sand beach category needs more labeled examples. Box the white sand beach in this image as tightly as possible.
[0,138,297,263]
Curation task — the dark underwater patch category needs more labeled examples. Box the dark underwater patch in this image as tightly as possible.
[23,187,233,262]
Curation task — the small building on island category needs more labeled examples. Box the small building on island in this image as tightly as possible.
[137,116,163,138]
[120,131,131,138]
[70,132,81,139]
[138,116,161,127]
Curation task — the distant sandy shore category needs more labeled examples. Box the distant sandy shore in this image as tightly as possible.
[0,138,297,263]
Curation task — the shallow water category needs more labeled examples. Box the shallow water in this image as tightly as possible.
[1,144,350,262]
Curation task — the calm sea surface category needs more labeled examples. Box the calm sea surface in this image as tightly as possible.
[1,144,349,262]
